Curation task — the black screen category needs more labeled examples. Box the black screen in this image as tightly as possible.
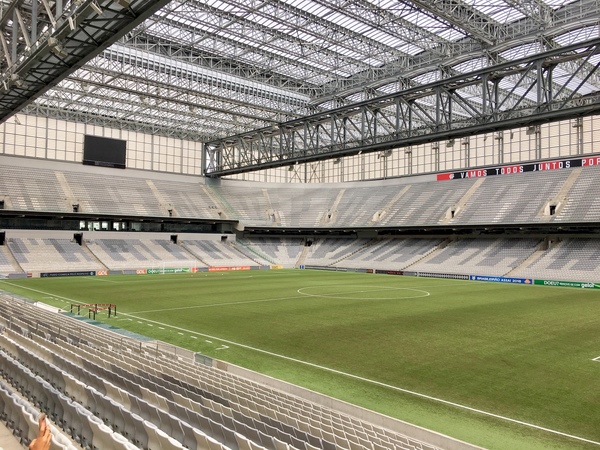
[83,135,126,169]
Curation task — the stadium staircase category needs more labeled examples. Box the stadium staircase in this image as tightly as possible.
[80,241,110,271]
[3,246,25,275]
[233,241,276,265]
[504,239,549,277]
[203,185,237,221]
[370,185,410,224]
[320,189,346,225]
[330,239,377,267]
[262,189,282,226]
[295,245,311,268]
[55,172,80,213]
[146,180,175,217]
[440,178,485,224]
[539,168,582,221]
[227,241,269,266]
[403,238,453,270]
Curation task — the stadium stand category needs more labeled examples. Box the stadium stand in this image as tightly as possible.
[61,171,166,217]
[150,180,222,219]
[209,184,271,224]
[236,238,304,267]
[332,238,444,271]
[0,294,456,450]
[450,170,571,224]
[86,239,200,271]
[512,238,600,282]
[265,186,340,227]
[304,239,372,267]
[0,166,70,213]
[7,238,100,274]
[554,166,600,223]
[0,246,22,276]
[2,160,600,229]
[408,238,541,276]
[181,240,259,267]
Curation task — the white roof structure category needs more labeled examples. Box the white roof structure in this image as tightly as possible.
[1,0,599,144]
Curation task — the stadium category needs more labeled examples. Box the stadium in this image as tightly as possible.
[0,1,600,449]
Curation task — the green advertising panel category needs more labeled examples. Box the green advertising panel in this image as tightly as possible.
[533,279,600,289]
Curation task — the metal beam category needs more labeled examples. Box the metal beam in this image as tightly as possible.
[205,38,600,177]
[0,0,173,123]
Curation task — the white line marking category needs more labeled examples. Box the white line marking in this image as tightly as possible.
[593,356,600,362]
[298,285,430,300]
[119,311,600,447]
[0,281,84,303]
[3,278,597,444]
[128,294,309,314]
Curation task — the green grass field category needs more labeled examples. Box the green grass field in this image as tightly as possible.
[1,270,599,450]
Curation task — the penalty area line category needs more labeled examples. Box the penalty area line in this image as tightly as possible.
[120,312,600,447]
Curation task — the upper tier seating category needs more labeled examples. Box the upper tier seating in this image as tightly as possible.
[2,159,600,227]
[554,166,600,222]
[450,170,570,224]
[62,172,166,217]
[0,166,69,212]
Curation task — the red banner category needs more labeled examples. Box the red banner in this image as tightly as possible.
[208,266,251,272]
[436,156,594,181]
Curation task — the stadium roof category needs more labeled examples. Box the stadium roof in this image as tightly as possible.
[1,0,599,143]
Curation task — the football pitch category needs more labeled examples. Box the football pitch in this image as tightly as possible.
[1,270,599,450]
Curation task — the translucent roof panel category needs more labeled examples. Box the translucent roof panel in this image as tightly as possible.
[553,25,600,46]
[463,0,526,24]
[12,0,600,143]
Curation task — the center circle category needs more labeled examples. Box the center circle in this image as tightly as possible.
[297,285,430,300]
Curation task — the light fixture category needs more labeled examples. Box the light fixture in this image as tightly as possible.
[90,1,103,15]
[48,36,67,58]
[11,74,25,88]
[68,16,75,30]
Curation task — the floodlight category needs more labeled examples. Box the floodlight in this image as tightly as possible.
[90,2,103,15]
[48,37,68,58]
